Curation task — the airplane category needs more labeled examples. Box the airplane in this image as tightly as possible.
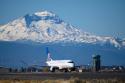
[46,47,75,72]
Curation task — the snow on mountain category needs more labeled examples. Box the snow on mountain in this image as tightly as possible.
[122,39,125,46]
[0,10,123,48]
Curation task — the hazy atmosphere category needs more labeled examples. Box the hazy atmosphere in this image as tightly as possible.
[0,1,125,82]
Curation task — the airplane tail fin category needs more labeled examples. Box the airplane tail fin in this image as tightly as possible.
[46,47,52,61]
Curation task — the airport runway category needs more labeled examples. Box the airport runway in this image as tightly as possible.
[0,72,125,80]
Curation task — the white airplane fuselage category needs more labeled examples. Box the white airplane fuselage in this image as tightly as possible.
[46,60,74,70]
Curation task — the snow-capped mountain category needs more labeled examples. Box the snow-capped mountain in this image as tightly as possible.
[0,10,124,48]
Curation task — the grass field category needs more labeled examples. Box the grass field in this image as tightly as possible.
[0,78,125,83]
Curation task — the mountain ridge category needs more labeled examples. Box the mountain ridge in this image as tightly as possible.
[0,10,124,48]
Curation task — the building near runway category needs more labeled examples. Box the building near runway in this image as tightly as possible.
[0,66,10,73]
[92,55,101,72]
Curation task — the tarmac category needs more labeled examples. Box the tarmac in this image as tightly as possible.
[0,72,125,80]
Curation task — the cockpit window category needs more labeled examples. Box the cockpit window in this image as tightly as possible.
[68,61,74,63]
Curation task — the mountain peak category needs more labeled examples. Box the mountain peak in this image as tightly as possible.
[24,10,62,28]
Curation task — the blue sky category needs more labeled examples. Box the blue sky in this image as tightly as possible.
[0,0,125,38]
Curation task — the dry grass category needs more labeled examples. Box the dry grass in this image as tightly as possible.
[0,78,125,83]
